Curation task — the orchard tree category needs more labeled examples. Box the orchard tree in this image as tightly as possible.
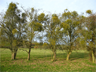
[60,9,80,61]
[44,14,61,61]
[77,10,96,63]
[85,10,96,63]
[1,2,20,60]
[24,8,43,60]
[75,15,86,49]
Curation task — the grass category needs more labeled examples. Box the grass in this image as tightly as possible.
[0,48,96,72]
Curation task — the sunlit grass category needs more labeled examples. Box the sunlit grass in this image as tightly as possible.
[0,48,96,72]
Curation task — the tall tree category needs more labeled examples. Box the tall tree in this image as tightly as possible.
[25,8,43,60]
[43,14,61,61]
[60,9,80,61]
[1,2,21,60]
[85,10,96,63]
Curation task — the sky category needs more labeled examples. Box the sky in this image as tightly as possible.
[0,0,96,15]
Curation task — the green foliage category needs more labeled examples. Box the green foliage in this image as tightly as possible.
[1,2,96,63]
[12,40,17,47]
[4,2,17,17]
[43,43,48,47]
[87,15,96,31]
[29,21,43,32]
[52,14,60,24]
[49,39,56,46]
[0,40,10,48]
[12,29,17,34]
[65,19,72,24]
[80,39,86,48]
[86,10,92,14]
[71,11,78,18]
[38,13,45,22]
[0,29,2,37]
[61,22,69,30]
[60,9,81,61]
[31,8,34,12]
[73,21,80,27]
[62,10,71,18]
[34,22,43,31]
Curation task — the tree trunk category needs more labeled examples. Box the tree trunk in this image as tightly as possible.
[14,48,18,59]
[89,51,92,61]
[53,50,56,61]
[66,30,72,61]
[11,52,15,60]
[92,51,95,63]
[11,48,18,60]
[11,51,17,60]
[28,52,30,60]
[27,48,31,60]
[66,51,71,61]
[51,48,56,62]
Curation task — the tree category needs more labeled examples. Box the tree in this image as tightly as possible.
[60,9,80,61]
[44,14,61,61]
[24,8,43,60]
[85,10,96,63]
[1,2,20,60]
[16,12,27,47]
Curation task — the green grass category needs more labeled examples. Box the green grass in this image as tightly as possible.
[0,48,96,72]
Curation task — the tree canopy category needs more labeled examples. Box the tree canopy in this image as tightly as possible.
[0,2,95,63]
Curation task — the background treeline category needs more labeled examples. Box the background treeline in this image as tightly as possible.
[0,2,96,63]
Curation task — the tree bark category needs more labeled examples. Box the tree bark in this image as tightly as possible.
[67,29,72,61]
[89,51,92,61]
[11,48,18,60]
[14,48,18,59]
[52,48,56,62]
[66,51,71,61]
[27,48,31,60]
[92,51,95,63]
[53,50,56,61]
[11,52,15,60]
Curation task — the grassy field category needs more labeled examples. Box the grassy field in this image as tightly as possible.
[0,48,96,72]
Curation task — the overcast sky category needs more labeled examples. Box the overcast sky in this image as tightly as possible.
[0,0,96,14]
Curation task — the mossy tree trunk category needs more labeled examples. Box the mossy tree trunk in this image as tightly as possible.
[66,51,71,61]
[52,47,56,62]
[92,50,95,63]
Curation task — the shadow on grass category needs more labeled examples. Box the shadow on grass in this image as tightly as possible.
[36,52,88,61]
[15,51,89,61]
[70,52,88,59]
